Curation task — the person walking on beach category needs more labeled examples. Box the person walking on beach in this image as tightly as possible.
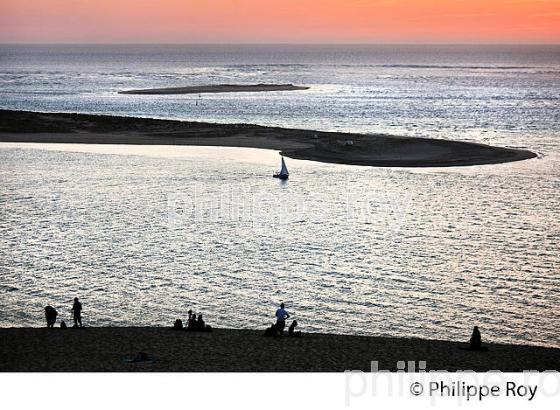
[275,303,290,336]
[72,297,83,328]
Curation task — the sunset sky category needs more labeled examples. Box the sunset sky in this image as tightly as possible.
[1,0,559,43]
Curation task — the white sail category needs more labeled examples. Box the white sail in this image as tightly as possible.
[280,156,289,176]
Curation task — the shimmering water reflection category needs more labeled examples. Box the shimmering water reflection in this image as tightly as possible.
[0,143,558,347]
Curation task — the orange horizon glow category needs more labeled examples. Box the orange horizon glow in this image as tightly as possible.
[1,0,560,44]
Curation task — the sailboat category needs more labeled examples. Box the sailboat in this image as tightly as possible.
[273,155,289,180]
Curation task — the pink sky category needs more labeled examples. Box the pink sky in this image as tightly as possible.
[1,0,559,43]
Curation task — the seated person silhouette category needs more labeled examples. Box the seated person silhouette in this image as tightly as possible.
[187,314,198,331]
[173,319,183,330]
[264,323,277,337]
[44,305,58,328]
[196,314,205,331]
[468,326,488,351]
[288,320,302,337]
[198,314,212,332]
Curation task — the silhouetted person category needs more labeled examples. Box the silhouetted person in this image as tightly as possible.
[469,326,482,350]
[197,314,205,331]
[187,313,198,331]
[288,320,301,337]
[44,305,58,328]
[264,323,276,337]
[173,319,183,330]
[72,297,83,328]
[275,303,290,336]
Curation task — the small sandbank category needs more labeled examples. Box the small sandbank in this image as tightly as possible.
[0,110,536,167]
[119,83,309,95]
[1,327,558,372]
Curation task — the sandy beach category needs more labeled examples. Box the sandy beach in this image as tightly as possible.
[119,83,310,94]
[1,327,558,372]
[0,110,536,167]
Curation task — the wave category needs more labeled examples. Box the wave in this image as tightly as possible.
[376,64,530,69]
[218,63,560,73]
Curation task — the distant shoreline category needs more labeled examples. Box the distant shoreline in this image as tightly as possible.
[1,327,558,372]
[118,83,310,95]
[0,110,537,168]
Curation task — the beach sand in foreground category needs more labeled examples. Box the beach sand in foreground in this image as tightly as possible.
[118,83,310,94]
[1,328,558,372]
[0,110,536,167]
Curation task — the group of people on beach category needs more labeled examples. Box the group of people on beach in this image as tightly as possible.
[264,303,301,337]
[42,299,483,350]
[44,298,303,338]
[171,302,302,337]
[173,310,212,332]
[44,297,83,329]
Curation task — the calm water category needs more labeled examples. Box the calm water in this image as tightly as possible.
[1,44,559,148]
[0,45,559,346]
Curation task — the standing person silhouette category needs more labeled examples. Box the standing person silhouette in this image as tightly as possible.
[72,297,83,328]
[275,303,290,336]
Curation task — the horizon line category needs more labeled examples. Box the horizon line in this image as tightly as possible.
[2,41,560,46]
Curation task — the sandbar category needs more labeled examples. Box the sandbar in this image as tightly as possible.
[0,110,536,167]
[118,83,310,95]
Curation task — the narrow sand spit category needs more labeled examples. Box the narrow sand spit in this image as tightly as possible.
[0,110,536,167]
[118,83,310,95]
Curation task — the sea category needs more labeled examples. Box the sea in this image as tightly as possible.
[0,44,558,347]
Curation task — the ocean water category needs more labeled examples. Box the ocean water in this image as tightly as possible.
[1,44,559,148]
[0,45,559,347]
